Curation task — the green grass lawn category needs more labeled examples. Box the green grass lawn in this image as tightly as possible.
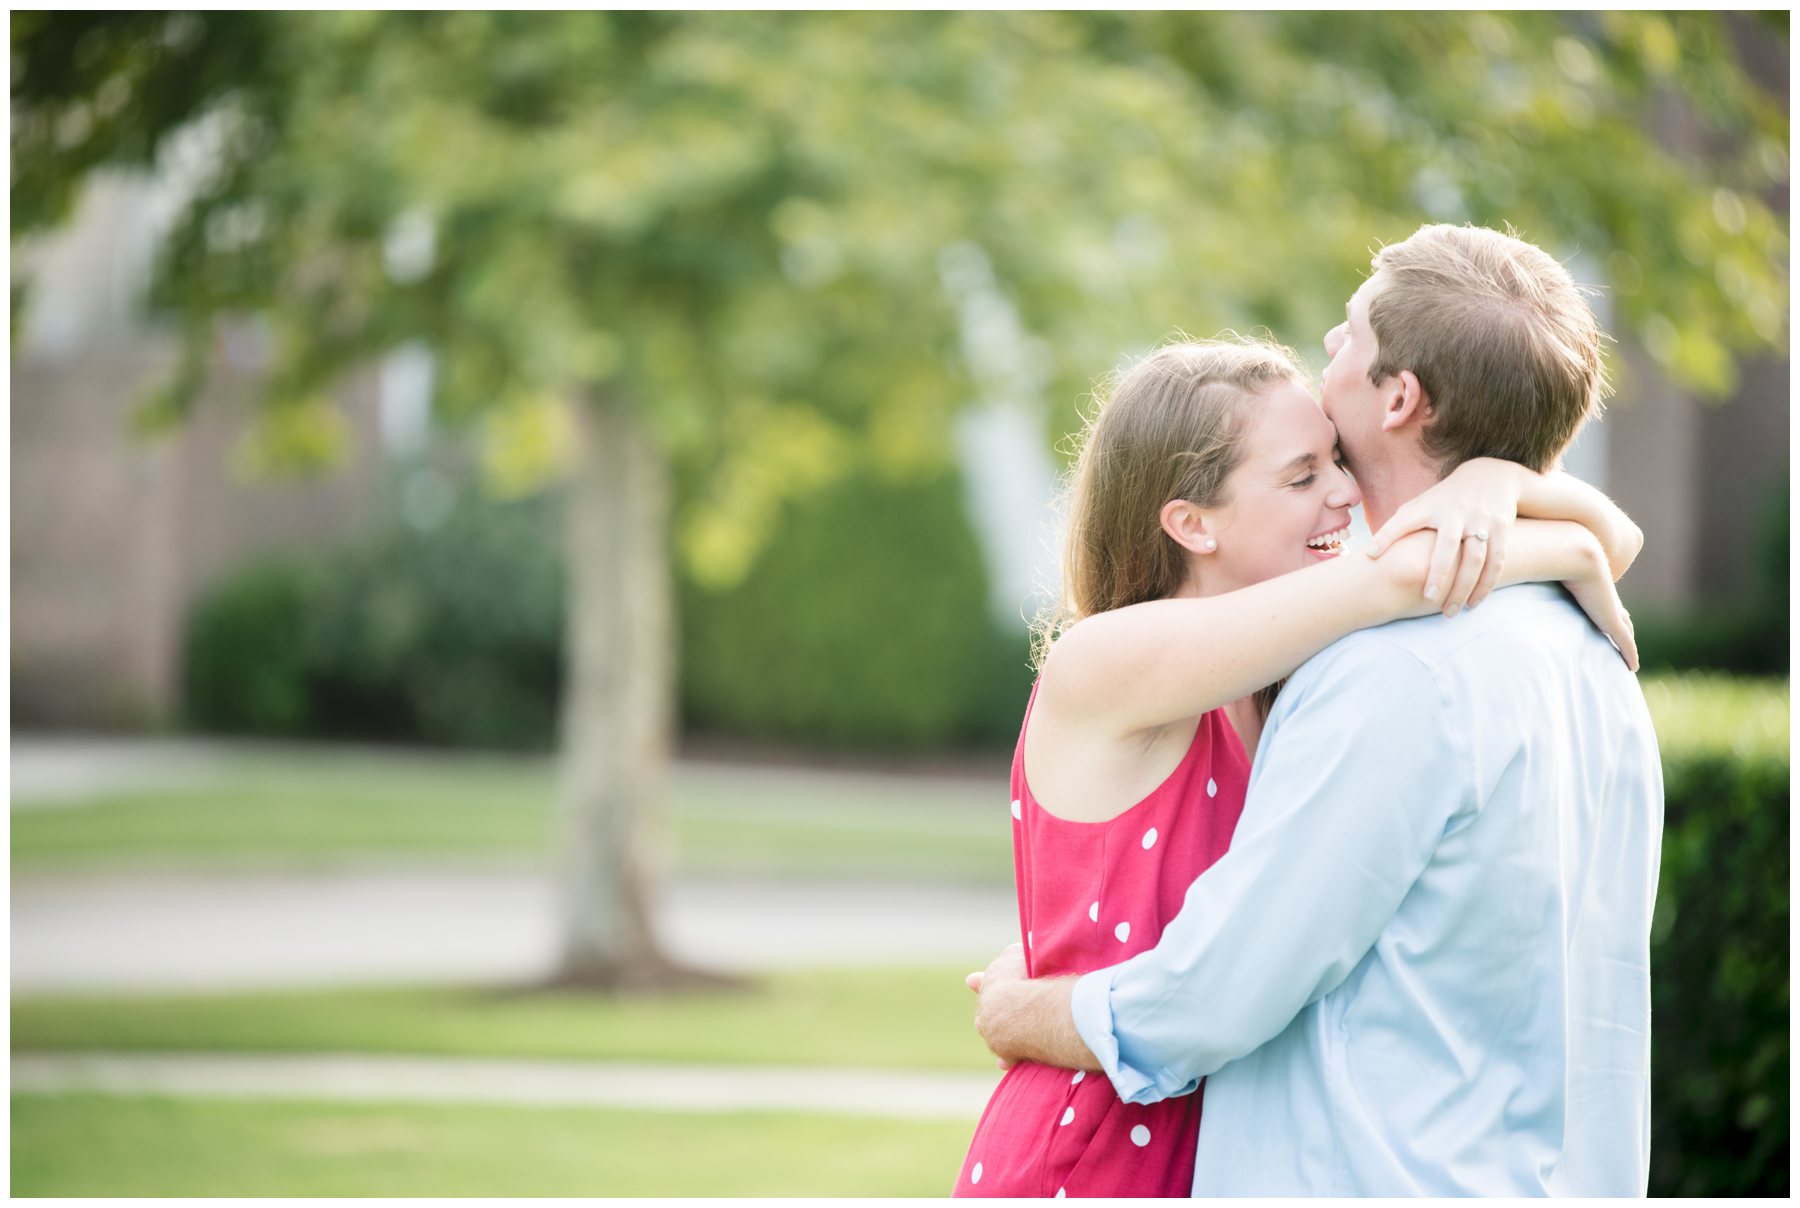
[12,966,989,1196]
[12,966,990,1072]
[11,747,1012,882]
[1636,671,1788,762]
[11,1094,973,1196]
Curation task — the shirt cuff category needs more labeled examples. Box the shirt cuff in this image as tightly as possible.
[1071,968,1197,1105]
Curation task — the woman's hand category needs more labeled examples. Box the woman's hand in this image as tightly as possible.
[1502,520,1636,669]
[1368,530,1459,621]
[1365,458,1527,615]
[1561,538,1640,672]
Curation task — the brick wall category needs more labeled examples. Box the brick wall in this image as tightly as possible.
[11,336,383,728]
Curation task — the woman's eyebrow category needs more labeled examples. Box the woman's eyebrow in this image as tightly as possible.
[1276,452,1318,476]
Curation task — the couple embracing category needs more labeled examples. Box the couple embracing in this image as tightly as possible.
[954,224,1662,1198]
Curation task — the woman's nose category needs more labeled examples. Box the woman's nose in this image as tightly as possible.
[1328,463,1362,509]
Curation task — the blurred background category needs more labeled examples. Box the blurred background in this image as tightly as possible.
[10,11,1788,1197]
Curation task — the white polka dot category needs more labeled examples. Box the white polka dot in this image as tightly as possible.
[1011,799,1022,820]
[1131,1124,1151,1147]
[1088,901,1099,923]
[971,1162,983,1184]
[1207,777,1218,798]
[1141,827,1157,850]
[1115,921,1131,942]
[1027,931,1033,949]
[1060,1106,1075,1126]
[1071,1070,1085,1085]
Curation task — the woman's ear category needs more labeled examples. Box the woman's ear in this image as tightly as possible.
[1159,499,1217,554]
[1380,369,1433,433]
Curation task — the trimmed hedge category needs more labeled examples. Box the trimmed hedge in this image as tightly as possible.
[678,469,1033,751]
[184,464,1031,753]
[1649,751,1789,1196]
[184,560,317,735]
[183,482,565,750]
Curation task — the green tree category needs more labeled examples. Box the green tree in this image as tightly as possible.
[12,12,1785,987]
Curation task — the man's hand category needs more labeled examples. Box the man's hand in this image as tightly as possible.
[965,942,1101,1074]
[966,942,1030,1069]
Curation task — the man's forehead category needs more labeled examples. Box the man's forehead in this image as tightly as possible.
[1346,274,1385,323]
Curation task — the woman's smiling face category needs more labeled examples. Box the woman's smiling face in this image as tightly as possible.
[1199,380,1362,594]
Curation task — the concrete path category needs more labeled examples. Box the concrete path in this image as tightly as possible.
[11,734,1016,991]
[12,869,1017,992]
[11,1052,999,1121]
[11,735,233,807]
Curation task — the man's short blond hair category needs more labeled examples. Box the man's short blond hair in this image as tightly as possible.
[1367,224,1608,474]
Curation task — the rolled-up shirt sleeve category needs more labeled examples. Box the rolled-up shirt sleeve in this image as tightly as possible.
[1071,634,1470,1104]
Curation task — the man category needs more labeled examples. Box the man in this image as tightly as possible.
[968,224,1664,1196]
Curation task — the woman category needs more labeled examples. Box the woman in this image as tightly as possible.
[952,338,1638,1198]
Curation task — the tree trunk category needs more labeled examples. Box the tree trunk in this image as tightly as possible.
[548,389,728,992]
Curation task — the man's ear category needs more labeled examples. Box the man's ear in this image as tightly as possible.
[1379,369,1433,433]
[1159,499,1218,555]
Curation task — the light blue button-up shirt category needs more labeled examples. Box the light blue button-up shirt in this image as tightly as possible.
[1071,583,1663,1196]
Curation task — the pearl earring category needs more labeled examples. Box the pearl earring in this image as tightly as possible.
[1202,539,1216,551]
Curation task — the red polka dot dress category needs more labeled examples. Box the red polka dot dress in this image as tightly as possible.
[954,685,1249,1198]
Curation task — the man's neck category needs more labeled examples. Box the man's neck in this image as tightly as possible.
[1350,447,1443,532]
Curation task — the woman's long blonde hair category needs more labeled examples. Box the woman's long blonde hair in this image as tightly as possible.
[1031,336,1312,693]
